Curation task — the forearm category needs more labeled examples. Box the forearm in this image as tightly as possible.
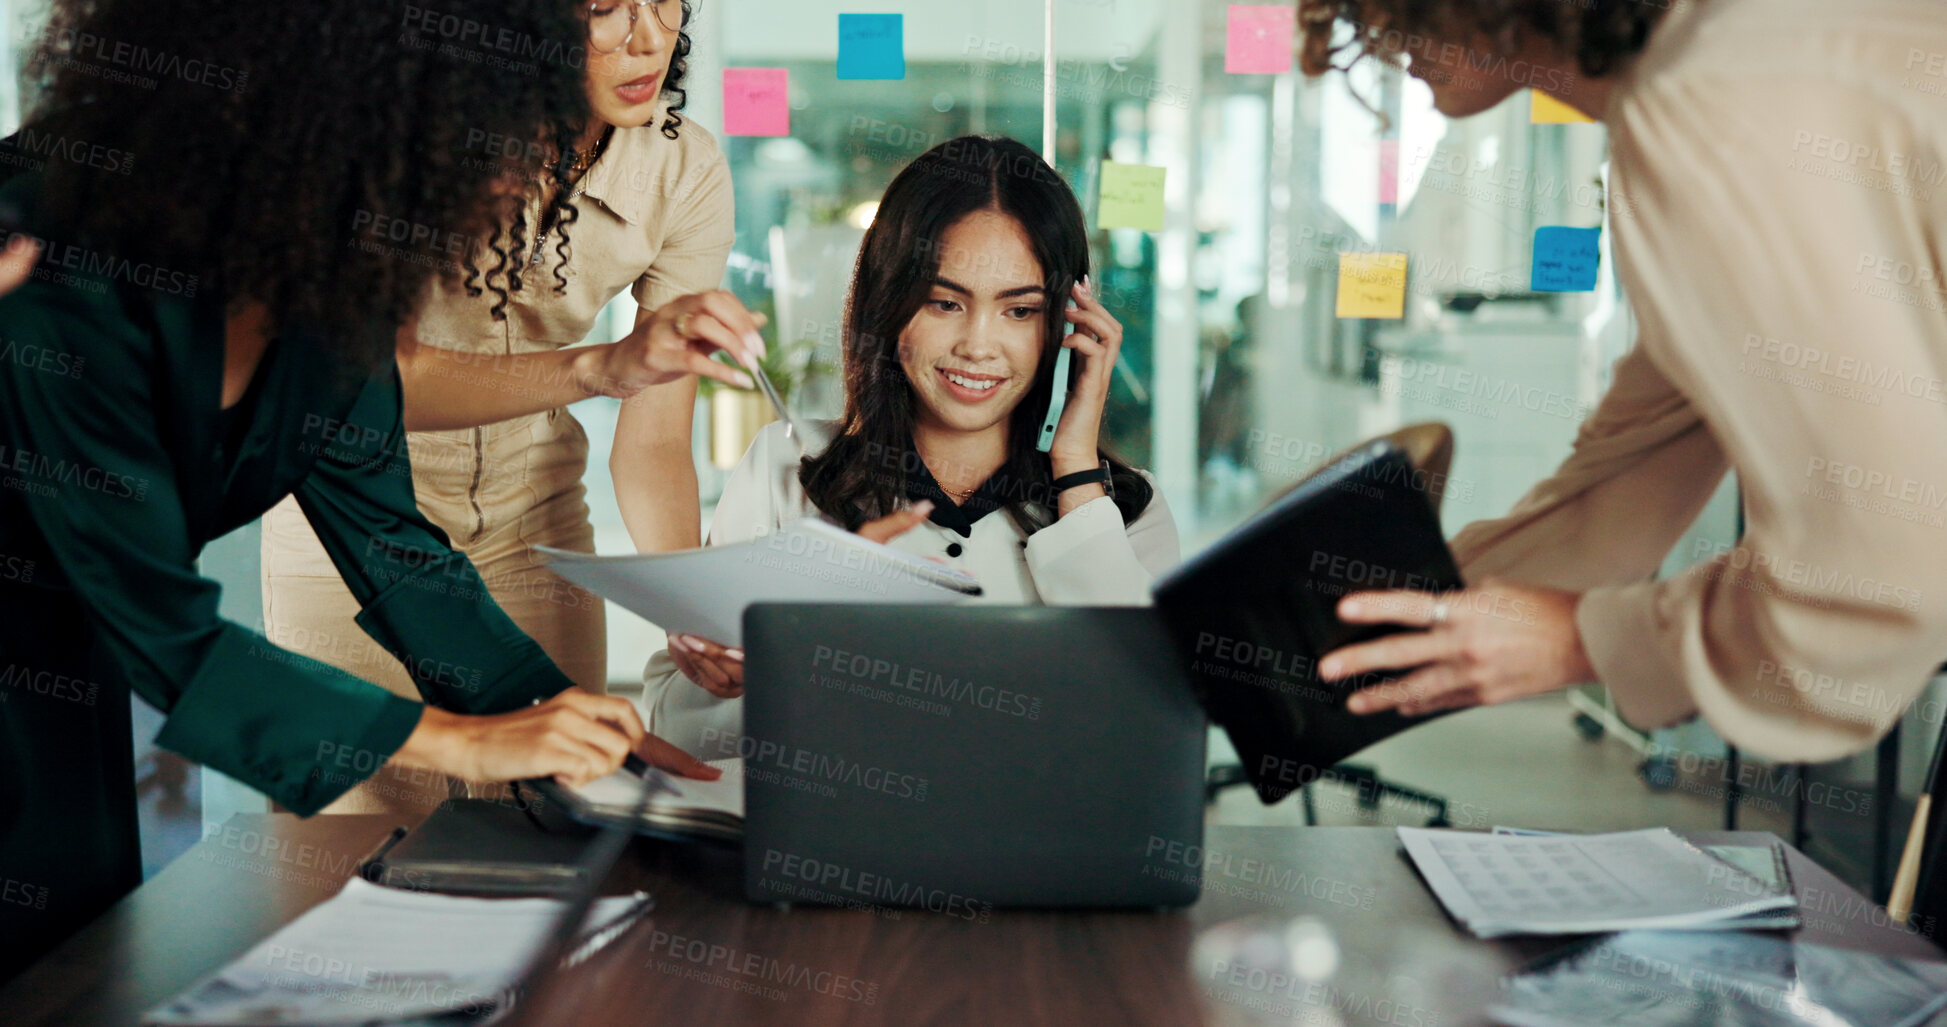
[397,341,613,432]
[616,442,703,552]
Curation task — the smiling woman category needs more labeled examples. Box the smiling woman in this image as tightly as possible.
[633,135,1181,752]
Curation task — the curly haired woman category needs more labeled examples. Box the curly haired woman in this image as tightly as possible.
[258,0,769,816]
[0,0,720,978]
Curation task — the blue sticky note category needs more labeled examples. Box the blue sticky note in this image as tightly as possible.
[1531,226,1601,292]
[838,14,904,80]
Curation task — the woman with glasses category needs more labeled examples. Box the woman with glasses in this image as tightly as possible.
[0,0,722,980]
[259,0,767,816]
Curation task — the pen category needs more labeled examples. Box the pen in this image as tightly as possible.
[749,361,813,454]
[356,825,408,883]
[561,890,655,967]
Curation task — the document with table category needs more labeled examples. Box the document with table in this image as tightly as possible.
[1399,827,1800,938]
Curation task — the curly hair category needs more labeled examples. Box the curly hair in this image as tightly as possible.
[19,0,592,369]
[486,0,698,316]
[1298,0,1669,80]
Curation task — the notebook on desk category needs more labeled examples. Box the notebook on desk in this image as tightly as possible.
[536,758,744,843]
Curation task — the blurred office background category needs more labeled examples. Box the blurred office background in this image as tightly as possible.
[6,0,1942,903]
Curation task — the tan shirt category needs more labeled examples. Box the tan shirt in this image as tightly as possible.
[264,107,733,558]
[415,107,737,357]
[1453,0,1947,761]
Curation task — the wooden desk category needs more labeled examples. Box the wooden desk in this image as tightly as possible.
[3,817,1941,1026]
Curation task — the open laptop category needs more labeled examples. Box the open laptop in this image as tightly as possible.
[737,605,1207,909]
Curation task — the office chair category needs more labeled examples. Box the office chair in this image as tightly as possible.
[1203,423,1457,828]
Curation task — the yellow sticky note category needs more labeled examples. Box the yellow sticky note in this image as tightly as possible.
[1099,161,1167,232]
[1336,253,1408,319]
[1530,91,1593,124]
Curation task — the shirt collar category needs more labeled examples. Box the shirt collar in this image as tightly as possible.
[903,454,1021,538]
[574,114,667,226]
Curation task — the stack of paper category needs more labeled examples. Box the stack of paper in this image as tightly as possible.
[1399,828,1799,938]
[145,878,645,1024]
[551,758,744,841]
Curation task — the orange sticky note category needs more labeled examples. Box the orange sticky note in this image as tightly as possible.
[1336,253,1408,319]
[1530,91,1593,124]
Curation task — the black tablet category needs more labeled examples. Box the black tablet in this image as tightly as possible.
[1153,441,1465,803]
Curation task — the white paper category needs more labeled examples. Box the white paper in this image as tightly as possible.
[573,758,744,818]
[1400,828,1797,938]
[540,518,977,646]
[144,879,641,1025]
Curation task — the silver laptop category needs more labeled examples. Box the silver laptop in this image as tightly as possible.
[734,605,1207,910]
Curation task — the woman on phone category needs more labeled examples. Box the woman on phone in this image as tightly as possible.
[259,0,768,815]
[0,0,715,978]
[634,135,1180,751]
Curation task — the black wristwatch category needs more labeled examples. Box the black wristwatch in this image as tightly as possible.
[1052,460,1114,498]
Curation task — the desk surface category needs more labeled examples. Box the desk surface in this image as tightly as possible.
[3,817,1942,1026]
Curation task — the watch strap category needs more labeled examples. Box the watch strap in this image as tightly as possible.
[1052,460,1114,497]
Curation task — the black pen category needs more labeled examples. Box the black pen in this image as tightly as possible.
[356,825,408,882]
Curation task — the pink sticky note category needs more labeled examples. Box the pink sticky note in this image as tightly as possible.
[1226,6,1295,75]
[723,68,789,137]
[1379,140,1400,205]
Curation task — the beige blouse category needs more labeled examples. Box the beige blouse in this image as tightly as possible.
[417,107,737,355]
[1452,0,1947,762]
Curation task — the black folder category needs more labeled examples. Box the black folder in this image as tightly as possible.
[359,798,594,895]
[1153,440,1465,803]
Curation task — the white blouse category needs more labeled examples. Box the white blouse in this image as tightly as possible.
[635,421,1181,750]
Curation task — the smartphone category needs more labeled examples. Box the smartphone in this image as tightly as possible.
[1036,342,1075,453]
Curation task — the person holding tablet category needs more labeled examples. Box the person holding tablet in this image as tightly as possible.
[0,0,716,979]
[1300,0,1947,760]
[634,136,1180,749]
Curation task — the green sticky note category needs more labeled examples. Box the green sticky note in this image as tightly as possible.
[1099,162,1167,232]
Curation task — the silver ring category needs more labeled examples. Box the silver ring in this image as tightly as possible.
[1429,600,1450,628]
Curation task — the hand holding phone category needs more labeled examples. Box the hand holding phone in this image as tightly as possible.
[1038,277,1122,463]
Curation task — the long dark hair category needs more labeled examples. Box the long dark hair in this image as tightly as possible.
[16,0,598,368]
[799,135,1153,533]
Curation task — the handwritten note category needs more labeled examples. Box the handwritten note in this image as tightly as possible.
[1099,162,1168,232]
[1226,6,1296,75]
[723,68,790,137]
[1531,226,1601,292]
[1336,253,1408,319]
[838,14,905,81]
[1530,91,1594,124]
